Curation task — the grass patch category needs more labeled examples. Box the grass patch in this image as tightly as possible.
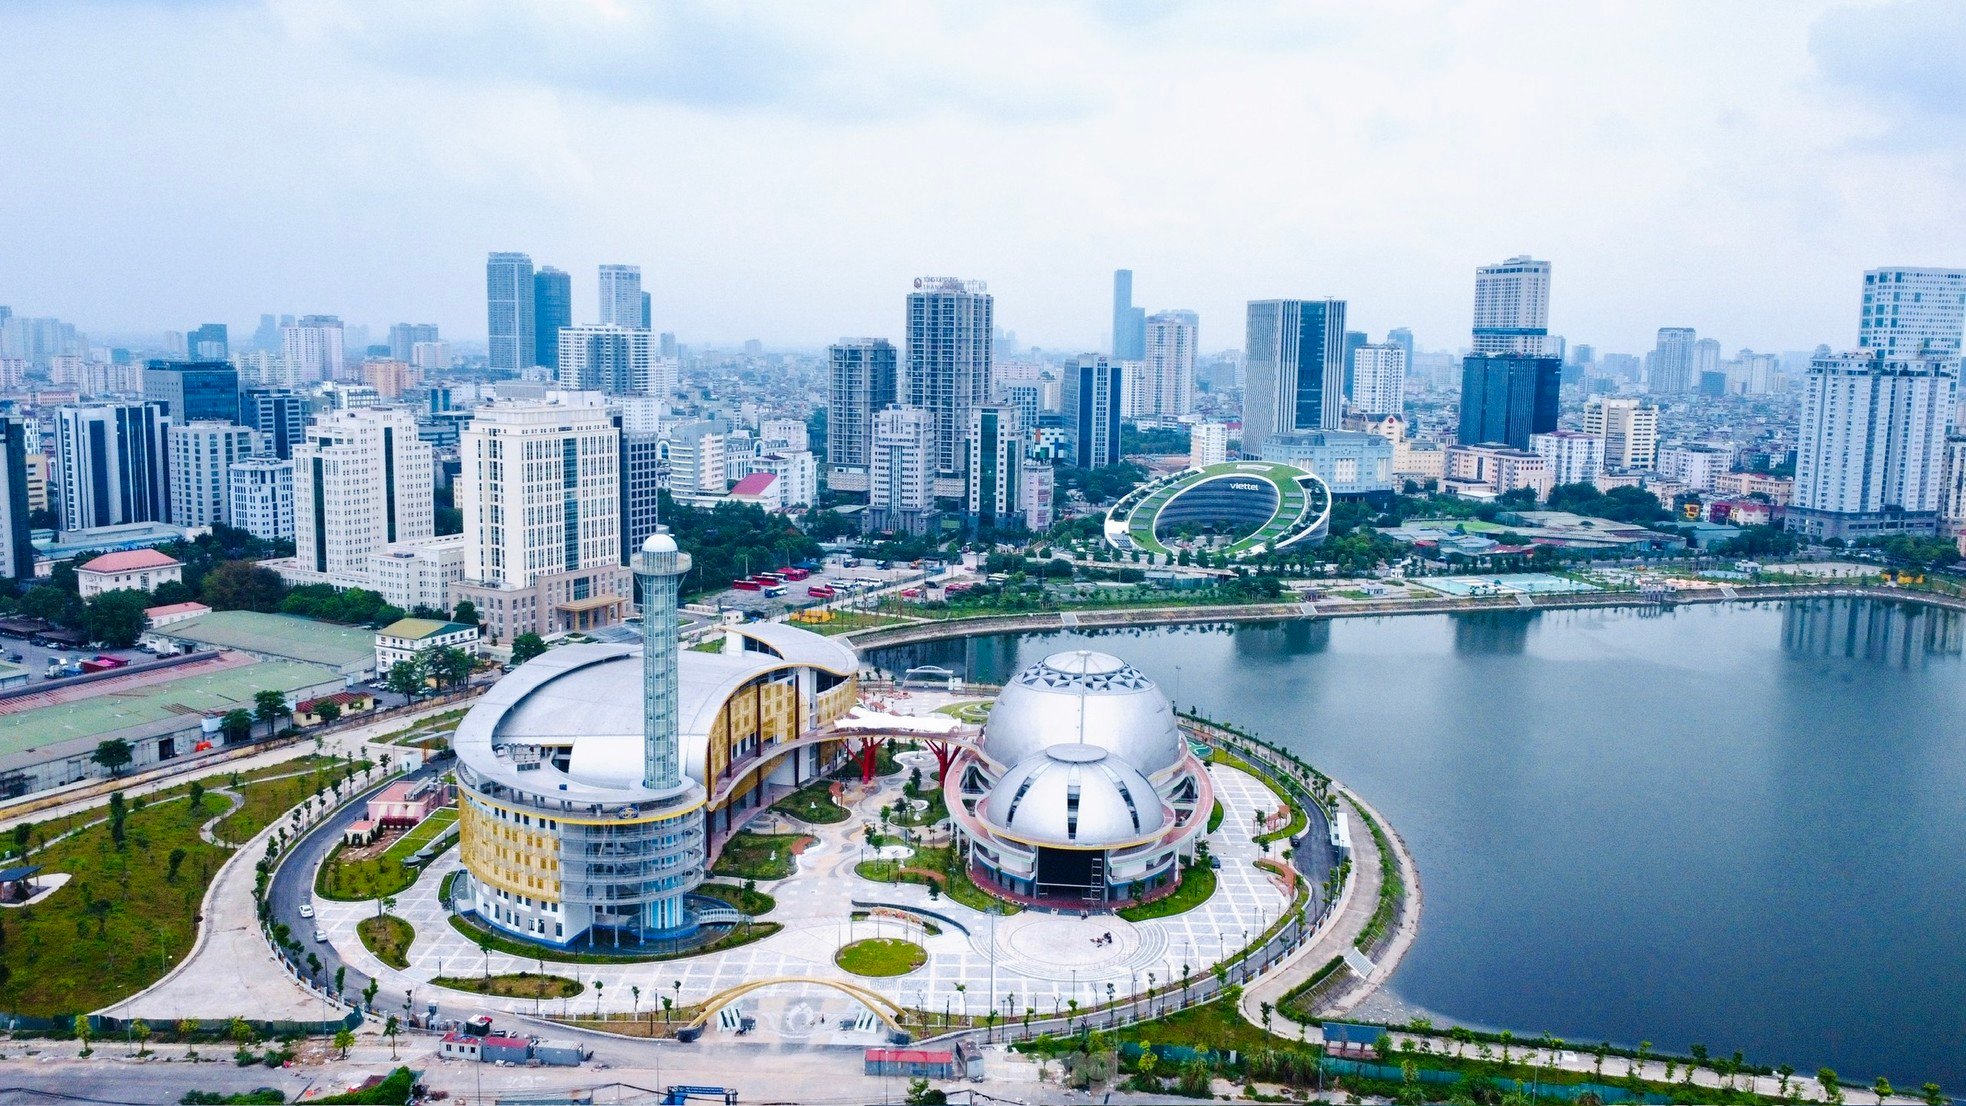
[1111,997,1308,1055]
[432,972,583,999]
[853,843,1020,914]
[805,610,912,636]
[1207,800,1224,833]
[1117,863,1216,921]
[313,1066,416,1105]
[1353,802,1403,953]
[933,700,992,725]
[709,831,810,880]
[696,882,776,916]
[835,937,926,977]
[211,761,374,846]
[446,912,782,964]
[770,782,849,824]
[358,914,415,969]
[316,808,458,901]
[1278,955,1349,1023]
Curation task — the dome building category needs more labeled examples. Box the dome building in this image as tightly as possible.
[451,532,858,948]
[946,650,1211,907]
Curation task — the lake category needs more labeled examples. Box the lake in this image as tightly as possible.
[866,597,1966,1091]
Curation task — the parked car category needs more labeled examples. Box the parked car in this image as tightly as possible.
[299,903,314,919]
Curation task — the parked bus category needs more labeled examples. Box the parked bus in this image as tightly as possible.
[731,579,763,591]
[782,567,812,581]
[762,584,787,598]
[807,584,837,599]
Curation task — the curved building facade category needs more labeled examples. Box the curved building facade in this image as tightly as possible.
[946,650,1211,907]
[1104,460,1331,560]
[452,534,859,947]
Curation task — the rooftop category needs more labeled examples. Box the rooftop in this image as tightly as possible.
[730,472,777,497]
[79,549,182,573]
[157,611,377,670]
[145,601,211,619]
[377,618,476,641]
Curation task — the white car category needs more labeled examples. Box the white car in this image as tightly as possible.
[313,929,328,943]
[298,903,315,918]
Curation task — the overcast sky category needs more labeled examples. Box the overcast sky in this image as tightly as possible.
[2,0,1962,357]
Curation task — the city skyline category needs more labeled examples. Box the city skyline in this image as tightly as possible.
[3,2,1963,354]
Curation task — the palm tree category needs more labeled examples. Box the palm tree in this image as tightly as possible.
[384,1015,400,1060]
[333,1027,355,1057]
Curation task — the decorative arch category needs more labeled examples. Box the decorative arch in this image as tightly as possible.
[682,975,910,1035]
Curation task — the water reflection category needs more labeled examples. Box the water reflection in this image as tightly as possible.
[1781,597,1966,668]
[1451,610,1536,655]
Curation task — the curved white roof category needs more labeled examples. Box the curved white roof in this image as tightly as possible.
[982,743,1167,848]
[980,650,1183,778]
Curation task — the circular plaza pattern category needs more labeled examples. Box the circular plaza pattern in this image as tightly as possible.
[1103,460,1332,560]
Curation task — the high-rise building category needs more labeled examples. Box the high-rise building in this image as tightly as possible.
[22,452,49,515]
[361,359,417,400]
[387,323,439,363]
[598,265,644,328]
[1386,327,1415,372]
[1789,350,1956,540]
[292,407,434,578]
[1341,330,1368,402]
[251,314,279,354]
[1191,422,1230,468]
[866,405,936,534]
[1529,430,1606,488]
[557,325,654,395]
[142,360,239,423]
[227,456,296,540]
[1472,256,1553,355]
[486,252,536,373]
[0,418,34,580]
[1582,396,1661,471]
[905,278,993,496]
[1647,327,1698,394]
[1143,311,1198,418]
[617,419,664,566]
[187,323,228,361]
[1063,355,1124,469]
[1860,268,1966,359]
[242,388,309,460]
[55,403,172,531]
[660,420,728,499]
[1457,354,1561,449]
[168,421,256,528]
[966,405,1022,528]
[456,403,629,640]
[1021,464,1056,532]
[1112,269,1146,361]
[282,316,345,383]
[640,291,653,330]
[533,267,572,370]
[1939,436,1966,538]
[1243,299,1347,451]
[1350,343,1408,416]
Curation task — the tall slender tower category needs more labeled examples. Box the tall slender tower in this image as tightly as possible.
[635,529,690,793]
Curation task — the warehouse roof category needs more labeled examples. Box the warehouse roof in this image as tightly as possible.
[155,611,376,672]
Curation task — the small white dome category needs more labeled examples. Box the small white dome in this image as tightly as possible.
[981,651,1183,777]
[983,744,1167,847]
[642,531,678,554]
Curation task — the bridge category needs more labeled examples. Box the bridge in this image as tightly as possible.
[679,976,912,1038]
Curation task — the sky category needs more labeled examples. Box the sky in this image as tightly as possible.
[1,0,1963,357]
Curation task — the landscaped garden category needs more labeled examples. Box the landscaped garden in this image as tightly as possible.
[853,843,1018,914]
[1117,863,1216,922]
[446,912,782,964]
[708,831,810,880]
[316,807,457,901]
[432,971,583,999]
[834,937,926,977]
[358,914,415,969]
[769,782,849,824]
[696,881,776,916]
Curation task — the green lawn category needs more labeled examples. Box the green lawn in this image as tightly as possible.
[708,831,810,880]
[770,783,849,824]
[835,937,926,977]
[853,843,1019,914]
[358,914,415,970]
[447,913,782,964]
[933,700,993,725]
[432,972,583,999]
[696,882,776,916]
[1117,864,1216,921]
[805,610,913,636]
[1110,997,1309,1054]
[316,808,457,901]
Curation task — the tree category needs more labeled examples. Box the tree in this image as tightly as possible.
[74,1014,92,1056]
[84,589,152,647]
[1874,1078,1892,1104]
[220,709,253,744]
[452,599,480,626]
[130,1018,151,1056]
[253,691,290,739]
[362,979,380,1009]
[167,847,187,882]
[1820,1068,1843,1105]
[333,1027,355,1058]
[20,584,84,627]
[200,560,287,612]
[1922,1083,1945,1106]
[315,700,343,726]
[91,738,135,777]
[511,632,550,667]
[177,1018,198,1058]
[383,658,425,700]
[384,1014,401,1059]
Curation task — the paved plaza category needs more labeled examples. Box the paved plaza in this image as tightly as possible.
[316,748,1292,1025]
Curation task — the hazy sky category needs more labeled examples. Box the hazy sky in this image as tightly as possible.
[2,0,1962,356]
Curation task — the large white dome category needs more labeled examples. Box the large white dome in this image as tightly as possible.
[983,744,1167,848]
[981,650,1183,777]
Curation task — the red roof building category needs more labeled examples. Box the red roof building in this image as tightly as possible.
[77,549,185,598]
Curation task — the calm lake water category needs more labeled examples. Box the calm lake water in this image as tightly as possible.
[867,598,1966,1091]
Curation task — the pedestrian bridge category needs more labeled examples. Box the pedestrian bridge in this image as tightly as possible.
[681,976,910,1038]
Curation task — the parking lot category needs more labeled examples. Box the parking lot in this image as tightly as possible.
[702,554,953,618]
[0,628,150,684]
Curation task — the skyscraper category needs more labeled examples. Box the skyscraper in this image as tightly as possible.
[533,268,572,370]
[0,417,33,580]
[243,388,309,460]
[1647,327,1698,394]
[251,313,280,353]
[1457,355,1560,449]
[1386,327,1416,371]
[1860,267,1966,358]
[486,252,536,373]
[826,338,900,492]
[966,405,1023,528]
[1341,330,1368,403]
[598,265,643,328]
[1471,256,1553,355]
[556,325,654,395]
[1583,396,1660,470]
[282,315,345,383]
[168,421,256,528]
[227,456,295,540]
[1112,269,1145,361]
[388,323,439,363]
[1243,298,1347,452]
[187,323,228,360]
[1063,355,1124,469]
[1790,351,1955,539]
[866,405,936,534]
[1350,343,1408,416]
[292,407,434,578]
[142,360,239,423]
[1143,310,1198,418]
[55,403,172,530]
[905,277,993,496]
[640,291,653,330]
[456,402,629,640]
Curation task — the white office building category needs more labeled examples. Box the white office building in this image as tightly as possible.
[1190,422,1230,468]
[1659,443,1732,493]
[598,265,645,329]
[55,403,172,531]
[1860,268,1966,359]
[1790,351,1956,540]
[368,534,467,613]
[454,404,630,641]
[168,421,257,528]
[867,405,936,534]
[291,406,435,580]
[1472,256,1552,355]
[661,420,729,501]
[1142,311,1198,418]
[1647,328,1698,394]
[1583,397,1661,470]
[1529,430,1605,489]
[227,456,296,540]
[557,325,655,396]
[756,450,818,509]
[965,405,1023,528]
[1349,343,1407,416]
[1939,437,1966,538]
[281,316,344,383]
